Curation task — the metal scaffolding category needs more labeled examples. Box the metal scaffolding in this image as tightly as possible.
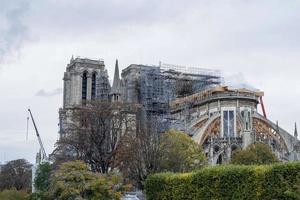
[96,69,111,101]
[121,63,223,133]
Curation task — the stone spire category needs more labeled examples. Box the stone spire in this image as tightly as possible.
[111,59,120,94]
[111,59,122,102]
[295,122,298,139]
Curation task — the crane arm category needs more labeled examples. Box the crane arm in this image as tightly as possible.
[28,109,47,160]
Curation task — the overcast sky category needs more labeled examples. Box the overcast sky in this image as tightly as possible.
[0,0,299,164]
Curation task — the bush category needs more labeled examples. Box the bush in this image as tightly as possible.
[47,160,125,200]
[231,143,279,165]
[159,130,206,173]
[261,162,300,199]
[145,162,300,200]
[0,189,28,200]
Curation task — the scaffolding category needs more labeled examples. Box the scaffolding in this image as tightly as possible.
[160,63,221,78]
[121,63,223,133]
[96,69,111,101]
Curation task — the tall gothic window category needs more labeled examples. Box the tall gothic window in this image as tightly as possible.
[82,72,87,101]
[223,110,235,138]
[91,73,96,100]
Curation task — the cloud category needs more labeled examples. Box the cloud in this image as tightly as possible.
[224,73,259,91]
[26,0,200,39]
[0,0,32,63]
[35,88,62,97]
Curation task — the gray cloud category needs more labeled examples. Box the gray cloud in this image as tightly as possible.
[0,0,32,63]
[224,73,259,91]
[35,88,62,97]
[3,0,300,56]
[27,0,199,37]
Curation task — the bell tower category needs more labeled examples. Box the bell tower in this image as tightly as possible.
[59,56,110,137]
[62,56,107,108]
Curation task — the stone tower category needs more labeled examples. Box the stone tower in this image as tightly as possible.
[59,57,111,136]
[62,56,110,108]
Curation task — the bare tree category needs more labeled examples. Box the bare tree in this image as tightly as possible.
[0,159,32,192]
[54,101,138,173]
[115,120,161,189]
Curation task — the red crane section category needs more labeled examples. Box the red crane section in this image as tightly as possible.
[260,96,267,118]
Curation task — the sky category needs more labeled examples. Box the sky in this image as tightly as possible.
[0,0,299,164]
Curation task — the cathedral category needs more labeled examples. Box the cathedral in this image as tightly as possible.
[59,56,300,165]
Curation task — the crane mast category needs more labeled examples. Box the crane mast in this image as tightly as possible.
[28,109,47,161]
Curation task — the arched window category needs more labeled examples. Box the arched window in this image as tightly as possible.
[82,72,88,101]
[231,145,238,153]
[214,145,220,154]
[217,154,223,165]
[223,109,235,138]
[91,73,97,100]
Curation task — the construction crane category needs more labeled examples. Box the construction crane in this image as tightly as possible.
[27,109,47,162]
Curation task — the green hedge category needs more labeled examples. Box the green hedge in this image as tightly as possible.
[145,162,300,200]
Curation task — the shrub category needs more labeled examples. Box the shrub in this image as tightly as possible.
[159,130,206,173]
[47,160,126,200]
[0,189,28,200]
[145,162,300,200]
[231,143,279,165]
[261,162,300,199]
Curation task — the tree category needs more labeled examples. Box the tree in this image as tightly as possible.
[34,162,51,193]
[231,143,279,165]
[115,129,206,189]
[159,129,206,172]
[0,159,32,192]
[47,160,125,200]
[115,127,161,189]
[54,101,138,173]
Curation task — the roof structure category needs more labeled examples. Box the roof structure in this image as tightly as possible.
[170,86,264,109]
